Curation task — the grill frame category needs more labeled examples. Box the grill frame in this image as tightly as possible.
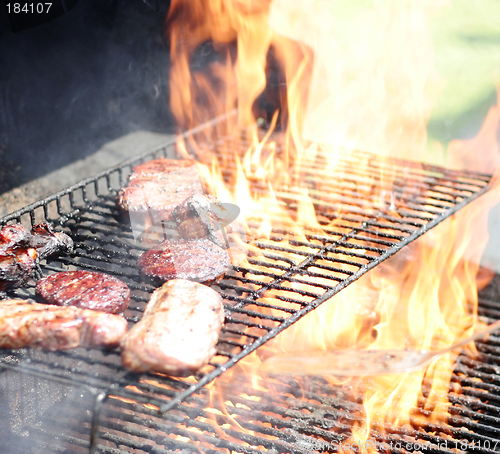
[0,120,494,453]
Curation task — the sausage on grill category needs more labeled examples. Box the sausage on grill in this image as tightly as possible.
[0,299,127,351]
[121,279,224,376]
[117,158,200,222]
[138,237,231,284]
[36,270,131,314]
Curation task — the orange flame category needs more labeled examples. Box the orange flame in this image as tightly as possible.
[167,0,500,451]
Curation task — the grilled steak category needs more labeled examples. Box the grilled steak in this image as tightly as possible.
[0,299,127,350]
[36,271,130,314]
[121,279,224,376]
[138,237,231,283]
[0,223,73,294]
[117,158,200,223]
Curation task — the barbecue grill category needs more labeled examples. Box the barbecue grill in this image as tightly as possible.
[0,121,495,454]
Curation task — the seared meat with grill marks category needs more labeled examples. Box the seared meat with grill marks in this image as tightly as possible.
[0,299,127,350]
[0,223,73,294]
[138,237,231,284]
[121,279,224,376]
[117,158,200,223]
[36,270,130,314]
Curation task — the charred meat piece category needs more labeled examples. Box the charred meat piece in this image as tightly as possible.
[30,223,74,258]
[172,194,238,247]
[138,237,231,283]
[0,247,38,293]
[36,271,130,314]
[0,299,127,350]
[0,224,38,293]
[0,224,31,247]
[117,158,200,222]
[121,279,224,376]
[0,223,73,294]
[127,159,195,180]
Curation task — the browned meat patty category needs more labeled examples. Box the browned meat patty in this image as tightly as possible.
[0,223,73,294]
[36,271,130,314]
[0,299,127,350]
[138,237,231,283]
[117,158,200,222]
[121,279,224,376]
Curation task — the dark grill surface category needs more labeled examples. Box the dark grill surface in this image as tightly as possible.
[5,282,500,454]
[0,127,493,453]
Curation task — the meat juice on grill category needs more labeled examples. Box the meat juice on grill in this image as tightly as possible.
[138,237,231,283]
[0,299,127,350]
[36,270,131,314]
[121,279,224,376]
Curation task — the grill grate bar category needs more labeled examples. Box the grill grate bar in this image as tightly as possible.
[84,364,500,454]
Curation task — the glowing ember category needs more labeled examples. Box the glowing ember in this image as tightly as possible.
[166,0,500,452]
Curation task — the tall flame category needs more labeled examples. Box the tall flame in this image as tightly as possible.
[167,0,500,451]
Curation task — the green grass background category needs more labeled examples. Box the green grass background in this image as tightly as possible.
[318,0,500,163]
[428,0,500,145]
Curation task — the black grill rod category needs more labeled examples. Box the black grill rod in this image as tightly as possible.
[153,180,492,414]
[89,391,109,454]
[310,147,492,182]
[217,151,489,203]
[95,395,462,454]
[214,139,491,186]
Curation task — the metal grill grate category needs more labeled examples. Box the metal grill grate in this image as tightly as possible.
[6,284,500,454]
[0,125,493,452]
